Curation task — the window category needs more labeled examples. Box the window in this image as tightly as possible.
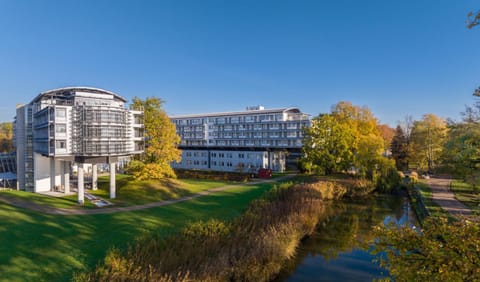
[56,140,66,149]
[56,108,66,118]
[55,124,66,133]
[287,131,297,138]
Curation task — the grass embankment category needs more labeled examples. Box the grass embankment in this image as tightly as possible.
[0,175,230,209]
[409,182,449,223]
[77,178,373,282]
[92,175,231,206]
[0,179,283,282]
[451,180,480,214]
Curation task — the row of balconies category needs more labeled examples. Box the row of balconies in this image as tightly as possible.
[181,139,302,148]
[178,122,308,132]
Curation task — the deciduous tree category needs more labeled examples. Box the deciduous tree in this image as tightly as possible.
[302,114,354,174]
[372,217,480,282]
[410,114,447,173]
[377,124,395,155]
[130,97,181,179]
[0,122,13,153]
[467,10,480,28]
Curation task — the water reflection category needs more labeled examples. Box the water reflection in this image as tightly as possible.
[276,195,417,282]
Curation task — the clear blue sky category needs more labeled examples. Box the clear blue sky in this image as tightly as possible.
[0,0,479,126]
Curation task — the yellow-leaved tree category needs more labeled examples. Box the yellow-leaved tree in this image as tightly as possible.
[130,97,181,180]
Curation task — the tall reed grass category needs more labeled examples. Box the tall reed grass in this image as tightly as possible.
[75,179,363,282]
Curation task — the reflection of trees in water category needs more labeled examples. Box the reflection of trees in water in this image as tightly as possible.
[275,195,406,281]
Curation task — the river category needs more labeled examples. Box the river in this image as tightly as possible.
[276,195,418,282]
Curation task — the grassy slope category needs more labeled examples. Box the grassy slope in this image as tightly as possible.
[0,176,230,209]
[92,175,231,206]
[0,181,275,282]
[450,180,480,213]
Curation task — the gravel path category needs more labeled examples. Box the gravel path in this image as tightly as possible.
[426,177,474,217]
[0,175,296,216]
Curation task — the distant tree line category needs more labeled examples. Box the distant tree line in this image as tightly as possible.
[390,100,480,188]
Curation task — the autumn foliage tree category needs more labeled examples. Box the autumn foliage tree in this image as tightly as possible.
[410,114,447,173]
[442,101,480,188]
[302,102,399,189]
[129,97,181,180]
[0,122,13,153]
[302,114,354,174]
[372,217,480,281]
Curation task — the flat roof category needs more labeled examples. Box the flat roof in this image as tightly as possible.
[171,107,306,119]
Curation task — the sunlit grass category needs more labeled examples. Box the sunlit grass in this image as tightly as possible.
[92,174,231,206]
[0,175,231,209]
[451,180,480,214]
[0,190,97,209]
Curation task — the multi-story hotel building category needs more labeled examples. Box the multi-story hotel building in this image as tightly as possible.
[171,106,310,172]
[14,87,144,203]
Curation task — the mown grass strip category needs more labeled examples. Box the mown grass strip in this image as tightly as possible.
[450,180,480,214]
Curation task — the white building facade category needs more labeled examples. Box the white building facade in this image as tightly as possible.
[15,87,144,203]
[171,106,310,173]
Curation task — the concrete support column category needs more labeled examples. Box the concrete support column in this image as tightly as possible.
[50,158,56,191]
[78,164,84,204]
[92,164,98,190]
[109,162,116,199]
[63,161,70,194]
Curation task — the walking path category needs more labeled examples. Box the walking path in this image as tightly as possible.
[426,177,474,217]
[0,175,296,216]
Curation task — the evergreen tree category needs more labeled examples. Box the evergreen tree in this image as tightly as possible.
[390,125,409,171]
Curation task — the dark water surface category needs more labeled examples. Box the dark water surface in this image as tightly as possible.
[276,195,418,282]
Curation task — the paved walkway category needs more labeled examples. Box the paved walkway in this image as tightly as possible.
[426,177,474,217]
[0,175,296,216]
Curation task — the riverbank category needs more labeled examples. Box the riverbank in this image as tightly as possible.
[76,178,375,282]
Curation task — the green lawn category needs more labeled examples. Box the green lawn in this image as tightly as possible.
[0,179,285,282]
[451,180,480,214]
[0,175,231,209]
[91,174,231,206]
[0,190,97,209]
